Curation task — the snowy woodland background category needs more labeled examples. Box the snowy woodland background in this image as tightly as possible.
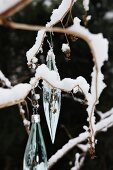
[0,0,113,170]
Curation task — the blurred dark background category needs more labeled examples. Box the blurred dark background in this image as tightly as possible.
[0,0,113,169]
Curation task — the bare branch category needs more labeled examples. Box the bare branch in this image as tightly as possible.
[0,0,32,18]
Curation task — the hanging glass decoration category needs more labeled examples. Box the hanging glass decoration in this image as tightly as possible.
[23,114,48,170]
[43,49,61,143]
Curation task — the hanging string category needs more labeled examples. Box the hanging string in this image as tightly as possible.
[61,21,70,45]
[49,26,54,49]
[31,89,39,115]
[23,86,48,170]
[18,103,30,134]
[82,11,88,26]
[24,100,30,121]
[64,3,74,27]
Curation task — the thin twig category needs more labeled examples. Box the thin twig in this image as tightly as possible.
[48,112,113,169]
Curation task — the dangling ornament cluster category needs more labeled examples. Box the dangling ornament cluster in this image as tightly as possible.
[23,42,62,170]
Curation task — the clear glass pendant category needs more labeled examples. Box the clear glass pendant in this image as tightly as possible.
[43,49,61,143]
[23,114,47,170]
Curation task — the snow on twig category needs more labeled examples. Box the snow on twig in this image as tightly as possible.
[35,64,90,95]
[0,0,111,168]
[62,43,70,53]
[77,143,89,153]
[0,0,32,18]
[27,16,109,150]
[71,153,85,170]
[68,17,109,147]
[0,69,31,110]
[83,0,90,11]
[68,17,108,100]
[26,0,76,65]
[48,131,89,169]
[0,0,21,14]
[70,144,88,170]
[46,0,75,27]
[97,108,113,120]
[0,70,11,87]
[26,29,46,65]
[48,109,113,169]
[0,83,31,108]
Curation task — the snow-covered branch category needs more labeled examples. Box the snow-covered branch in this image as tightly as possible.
[97,108,113,120]
[29,16,108,149]
[0,70,11,87]
[68,17,108,148]
[48,109,113,169]
[0,0,21,14]
[0,0,32,18]
[83,0,90,11]
[34,64,90,95]
[46,0,75,27]
[26,0,109,152]
[71,153,85,170]
[0,0,110,169]
[0,83,31,109]
[26,0,76,66]
[0,70,31,109]
[48,131,88,169]
[70,144,89,170]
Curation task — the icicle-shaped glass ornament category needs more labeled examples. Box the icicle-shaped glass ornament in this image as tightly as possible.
[23,114,47,170]
[43,49,61,143]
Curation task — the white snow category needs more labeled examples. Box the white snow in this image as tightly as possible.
[68,17,109,144]
[26,0,77,64]
[97,108,113,120]
[71,153,80,170]
[32,56,38,63]
[77,144,89,152]
[71,153,85,170]
[83,0,89,11]
[61,43,70,52]
[35,64,90,94]
[0,70,11,87]
[36,64,59,85]
[30,77,38,88]
[68,17,108,105]
[25,0,109,159]
[26,29,46,65]
[35,94,40,100]
[0,0,21,14]
[48,131,89,168]
[46,0,74,27]
[0,83,31,108]
[23,119,30,126]
[86,15,91,21]
[19,105,25,113]
[48,108,113,168]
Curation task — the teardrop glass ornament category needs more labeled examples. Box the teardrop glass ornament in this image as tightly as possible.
[43,49,61,143]
[23,114,47,170]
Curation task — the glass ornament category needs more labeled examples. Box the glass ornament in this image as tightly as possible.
[23,114,47,170]
[43,50,61,143]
